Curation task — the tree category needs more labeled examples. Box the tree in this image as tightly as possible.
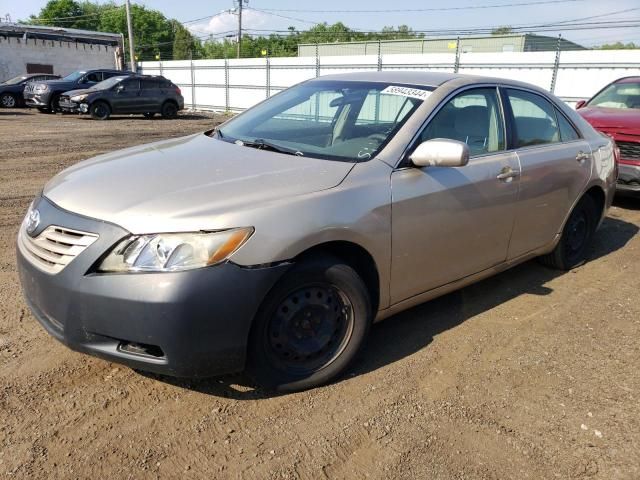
[598,42,638,50]
[491,26,513,36]
[24,0,201,61]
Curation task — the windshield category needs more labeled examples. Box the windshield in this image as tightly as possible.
[588,81,640,109]
[91,76,128,90]
[218,81,428,162]
[2,75,28,85]
[63,71,86,82]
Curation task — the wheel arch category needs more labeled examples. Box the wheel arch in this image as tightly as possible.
[292,241,381,315]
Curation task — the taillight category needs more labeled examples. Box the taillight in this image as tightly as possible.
[175,86,181,96]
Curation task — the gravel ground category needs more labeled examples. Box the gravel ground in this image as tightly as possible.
[0,108,639,480]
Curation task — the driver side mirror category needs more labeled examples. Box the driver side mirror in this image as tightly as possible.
[575,100,586,109]
[409,139,470,168]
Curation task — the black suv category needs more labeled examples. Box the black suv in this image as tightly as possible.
[24,69,128,113]
[59,74,185,120]
[0,73,60,108]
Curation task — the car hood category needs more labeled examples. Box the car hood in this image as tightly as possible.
[577,106,640,132]
[44,133,355,234]
[62,88,95,97]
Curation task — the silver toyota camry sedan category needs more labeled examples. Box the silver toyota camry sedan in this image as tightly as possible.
[17,72,617,392]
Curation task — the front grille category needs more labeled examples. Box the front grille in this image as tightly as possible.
[24,84,34,93]
[617,141,640,160]
[18,225,98,274]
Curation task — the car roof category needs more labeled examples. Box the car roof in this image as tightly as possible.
[309,71,548,91]
[615,76,640,84]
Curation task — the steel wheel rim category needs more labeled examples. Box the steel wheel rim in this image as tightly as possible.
[1,95,15,107]
[264,284,354,375]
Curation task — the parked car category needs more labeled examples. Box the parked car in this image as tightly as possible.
[23,69,129,113]
[576,76,640,196]
[0,73,60,108]
[59,74,184,120]
[17,72,616,392]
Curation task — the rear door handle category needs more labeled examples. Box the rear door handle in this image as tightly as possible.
[576,151,590,163]
[497,167,520,182]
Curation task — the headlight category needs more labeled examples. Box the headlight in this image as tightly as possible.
[98,228,253,273]
[33,84,49,93]
[70,94,88,102]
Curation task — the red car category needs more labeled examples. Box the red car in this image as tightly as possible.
[576,76,640,196]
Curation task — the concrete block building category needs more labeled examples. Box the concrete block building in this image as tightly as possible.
[0,23,123,82]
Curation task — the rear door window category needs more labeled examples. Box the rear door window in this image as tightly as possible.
[141,79,160,90]
[120,79,140,91]
[85,72,103,83]
[506,89,560,147]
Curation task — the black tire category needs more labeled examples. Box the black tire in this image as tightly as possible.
[90,101,111,120]
[0,93,17,108]
[36,107,51,114]
[539,194,598,270]
[246,256,372,392]
[49,93,61,113]
[143,112,155,119]
[160,101,178,119]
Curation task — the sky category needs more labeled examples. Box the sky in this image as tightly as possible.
[2,0,639,47]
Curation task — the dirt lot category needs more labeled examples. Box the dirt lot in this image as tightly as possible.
[0,108,639,480]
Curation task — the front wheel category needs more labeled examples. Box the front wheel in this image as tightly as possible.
[246,256,372,392]
[90,101,111,120]
[539,194,598,270]
[0,93,17,108]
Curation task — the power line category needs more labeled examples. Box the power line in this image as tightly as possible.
[257,0,590,14]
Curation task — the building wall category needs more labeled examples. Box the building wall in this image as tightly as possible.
[298,35,584,57]
[0,36,117,82]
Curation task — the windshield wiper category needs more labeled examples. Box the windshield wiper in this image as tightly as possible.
[239,138,303,156]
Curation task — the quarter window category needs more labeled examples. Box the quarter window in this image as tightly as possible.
[556,110,580,142]
[506,89,560,147]
[420,88,505,156]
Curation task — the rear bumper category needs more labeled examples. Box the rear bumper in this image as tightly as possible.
[16,196,290,377]
[617,162,640,195]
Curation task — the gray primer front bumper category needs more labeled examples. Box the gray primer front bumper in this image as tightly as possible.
[17,196,289,377]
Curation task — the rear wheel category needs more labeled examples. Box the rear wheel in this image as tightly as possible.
[160,101,178,119]
[246,256,372,392]
[539,195,598,270]
[90,101,111,120]
[0,93,17,108]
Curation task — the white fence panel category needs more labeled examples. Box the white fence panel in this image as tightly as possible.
[554,50,640,101]
[139,49,640,112]
[381,53,456,72]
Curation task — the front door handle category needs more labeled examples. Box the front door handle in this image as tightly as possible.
[497,167,520,182]
[576,151,590,163]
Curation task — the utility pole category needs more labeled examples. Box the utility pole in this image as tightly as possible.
[125,0,136,72]
[236,0,247,59]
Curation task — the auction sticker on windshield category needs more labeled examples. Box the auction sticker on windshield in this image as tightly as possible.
[381,85,432,100]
